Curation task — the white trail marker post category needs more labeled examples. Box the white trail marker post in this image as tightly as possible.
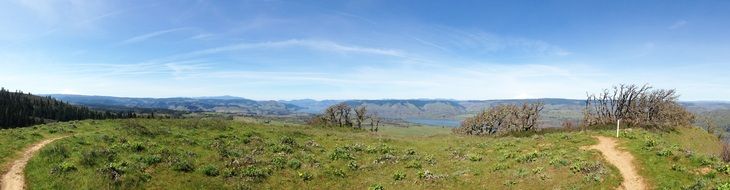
[616,119,621,138]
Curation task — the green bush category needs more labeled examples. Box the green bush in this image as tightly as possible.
[280,136,296,145]
[348,161,359,170]
[656,149,672,157]
[243,166,272,179]
[141,155,162,165]
[272,156,287,169]
[202,165,220,176]
[298,171,313,181]
[172,159,195,172]
[53,162,77,173]
[330,147,354,160]
[288,159,302,170]
[270,144,293,154]
[718,182,730,190]
[130,142,145,152]
[369,184,385,190]
[516,151,539,163]
[405,161,422,169]
[393,171,406,181]
[467,153,482,162]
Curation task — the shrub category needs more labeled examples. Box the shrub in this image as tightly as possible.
[671,164,686,172]
[718,182,730,190]
[425,154,437,165]
[516,151,539,163]
[467,154,482,162]
[656,149,673,157]
[369,184,385,190]
[173,160,195,172]
[202,165,220,176]
[405,161,422,169]
[716,165,730,174]
[222,168,238,177]
[270,144,293,154]
[298,171,313,181]
[326,168,346,178]
[722,142,730,163]
[53,162,77,173]
[549,158,569,167]
[406,148,416,155]
[492,163,510,171]
[288,159,302,170]
[347,161,359,170]
[271,157,286,169]
[243,166,271,179]
[140,155,162,165]
[393,171,406,181]
[329,147,354,160]
[280,136,296,145]
[130,142,145,152]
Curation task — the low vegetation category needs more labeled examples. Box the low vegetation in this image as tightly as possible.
[453,102,544,135]
[0,119,624,189]
[583,84,694,129]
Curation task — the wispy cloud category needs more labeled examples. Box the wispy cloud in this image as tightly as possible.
[669,20,688,29]
[172,39,405,60]
[116,27,191,46]
[412,26,572,57]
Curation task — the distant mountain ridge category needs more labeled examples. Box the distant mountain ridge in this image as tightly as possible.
[48,94,303,115]
[48,94,730,128]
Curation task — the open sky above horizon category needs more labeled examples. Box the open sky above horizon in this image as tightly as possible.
[1,0,729,101]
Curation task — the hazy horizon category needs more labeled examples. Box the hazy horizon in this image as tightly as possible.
[2,1,729,100]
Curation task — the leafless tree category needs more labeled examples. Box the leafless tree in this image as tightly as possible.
[368,112,381,132]
[583,84,693,129]
[354,106,368,129]
[454,102,544,135]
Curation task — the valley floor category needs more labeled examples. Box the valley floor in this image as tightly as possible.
[0,118,726,189]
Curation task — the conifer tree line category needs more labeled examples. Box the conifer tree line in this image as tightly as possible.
[0,88,134,129]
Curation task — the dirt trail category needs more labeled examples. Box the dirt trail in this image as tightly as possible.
[1,136,68,190]
[587,136,646,190]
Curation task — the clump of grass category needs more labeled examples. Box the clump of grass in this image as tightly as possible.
[298,171,313,181]
[202,165,220,176]
[466,153,482,162]
[347,161,359,170]
[722,141,730,163]
[280,136,296,145]
[656,148,673,157]
[52,161,77,173]
[369,184,385,190]
[516,151,539,163]
[271,156,286,169]
[243,166,272,180]
[405,160,422,169]
[393,171,406,181]
[330,147,354,160]
[172,159,195,172]
[288,159,302,170]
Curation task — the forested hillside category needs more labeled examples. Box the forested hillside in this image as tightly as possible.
[0,88,130,129]
[50,94,302,115]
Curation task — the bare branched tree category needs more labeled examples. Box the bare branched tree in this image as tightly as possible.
[354,106,368,129]
[583,84,693,129]
[454,102,545,135]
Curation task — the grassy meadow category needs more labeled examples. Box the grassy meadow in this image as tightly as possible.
[0,118,727,189]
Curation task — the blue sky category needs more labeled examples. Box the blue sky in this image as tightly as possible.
[1,0,729,100]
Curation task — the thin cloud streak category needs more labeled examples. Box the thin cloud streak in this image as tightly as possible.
[116,27,192,46]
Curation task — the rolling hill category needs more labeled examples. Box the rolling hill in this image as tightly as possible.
[48,94,303,116]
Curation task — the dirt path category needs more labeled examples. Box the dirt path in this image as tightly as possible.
[1,136,68,190]
[587,136,646,190]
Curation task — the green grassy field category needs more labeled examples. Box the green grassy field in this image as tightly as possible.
[0,118,727,189]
